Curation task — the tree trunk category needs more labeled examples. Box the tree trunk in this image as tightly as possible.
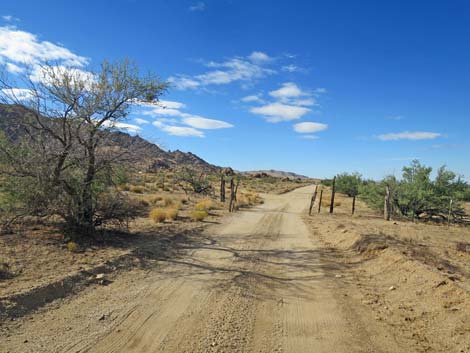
[80,144,96,234]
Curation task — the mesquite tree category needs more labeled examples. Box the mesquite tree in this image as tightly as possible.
[0,60,167,235]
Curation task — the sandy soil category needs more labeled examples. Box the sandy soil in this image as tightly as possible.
[1,186,468,352]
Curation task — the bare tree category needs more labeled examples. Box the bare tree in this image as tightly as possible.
[0,60,167,235]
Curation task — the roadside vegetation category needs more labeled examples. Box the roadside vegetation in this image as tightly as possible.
[322,160,470,223]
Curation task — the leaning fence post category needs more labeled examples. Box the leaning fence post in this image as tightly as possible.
[318,189,323,213]
[329,177,336,214]
[220,175,226,202]
[352,194,356,215]
[309,185,318,215]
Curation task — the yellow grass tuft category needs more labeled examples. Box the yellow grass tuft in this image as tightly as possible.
[191,210,208,221]
[195,199,215,211]
[165,208,179,221]
[149,208,167,223]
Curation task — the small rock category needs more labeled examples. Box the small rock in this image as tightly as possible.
[389,286,396,291]
[335,274,343,278]
[96,273,105,280]
[99,314,106,321]
[211,341,217,347]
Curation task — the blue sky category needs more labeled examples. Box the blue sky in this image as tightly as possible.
[1,0,469,179]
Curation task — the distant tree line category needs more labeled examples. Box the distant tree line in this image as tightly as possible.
[322,160,470,222]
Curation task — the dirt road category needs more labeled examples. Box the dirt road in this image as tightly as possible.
[1,186,408,353]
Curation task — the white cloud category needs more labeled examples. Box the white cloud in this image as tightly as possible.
[301,135,319,140]
[248,51,272,63]
[138,99,233,136]
[189,2,205,11]
[159,100,186,109]
[2,15,19,22]
[377,131,441,141]
[269,82,305,101]
[241,94,264,103]
[250,102,311,122]
[182,116,233,129]
[0,88,34,101]
[170,54,275,90]
[168,75,201,90]
[114,122,141,133]
[0,26,88,67]
[293,122,328,133]
[134,118,150,125]
[5,62,24,74]
[154,121,204,137]
[281,64,305,73]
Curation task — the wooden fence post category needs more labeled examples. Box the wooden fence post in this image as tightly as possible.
[384,186,391,221]
[229,178,240,212]
[329,177,336,214]
[220,175,226,202]
[309,185,318,215]
[318,190,323,213]
[352,194,356,215]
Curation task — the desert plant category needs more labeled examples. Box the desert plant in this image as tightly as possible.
[165,208,178,221]
[149,208,167,223]
[191,210,208,222]
[0,60,167,236]
[335,173,362,197]
[67,241,79,252]
[130,185,145,194]
[195,199,215,211]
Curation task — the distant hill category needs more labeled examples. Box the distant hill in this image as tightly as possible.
[0,104,220,173]
[243,169,314,180]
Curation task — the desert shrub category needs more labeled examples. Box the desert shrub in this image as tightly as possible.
[117,184,131,191]
[191,210,208,221]
[335,173,362,197]
[176,167,212,194]
[165,208,178,221]
[149,208,167,223]
[130,185,145,194]
[195,199,215,211]
[67,241,79,252]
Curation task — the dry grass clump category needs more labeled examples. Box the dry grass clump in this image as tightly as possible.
[117,183,130,191]
[237,192,264,208]
[165,208,179,221]
[66,241,79,252]
[195,199,215,211]
[129,185,145,194]
[149,206,180,223]
[149,208,167,223]
[191,210,208,221]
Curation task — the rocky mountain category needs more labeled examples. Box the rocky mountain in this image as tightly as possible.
[0,104,220,173]
[243,169,312,180]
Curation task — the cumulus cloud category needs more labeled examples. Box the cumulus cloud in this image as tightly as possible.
[137,99,233,137]
[134,118,150,125]
[241,94,264,103]
[0,26,88,67]
[0,88,34,101]
[377,131,441,141]
[154,122,205,137]
[248,51,272,64]
[5,62,24,74]
[293,122,328,133]
[169,53,275,90]
[250,102,311,122]
[182,116,233,129]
